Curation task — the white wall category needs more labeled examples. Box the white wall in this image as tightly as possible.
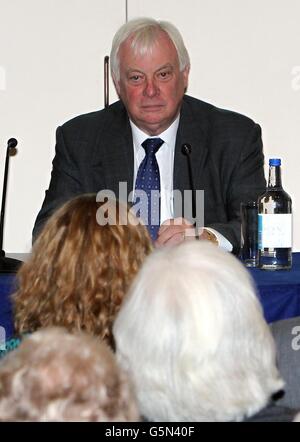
[0,0,123,252]
[1,0,300,252]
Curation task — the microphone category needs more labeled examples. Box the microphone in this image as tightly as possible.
[181,143,192,156]
[7,138,18,149]
[0,138,22,273]
[181,143,196,220]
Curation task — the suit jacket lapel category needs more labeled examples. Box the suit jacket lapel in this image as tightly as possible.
[92,104,134,201]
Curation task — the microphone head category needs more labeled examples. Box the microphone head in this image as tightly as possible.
[181,143,192,156]
[7,138,18,149]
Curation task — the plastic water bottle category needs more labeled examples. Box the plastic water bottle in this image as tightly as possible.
[258,158,292,270]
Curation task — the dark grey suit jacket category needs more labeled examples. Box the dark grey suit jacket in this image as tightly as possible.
[270,316,300,410]
[33,95,266,253]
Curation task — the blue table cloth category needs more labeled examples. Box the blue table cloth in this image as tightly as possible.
[1,254,300,340]
[249,252,300,323]
[0,274,17,340]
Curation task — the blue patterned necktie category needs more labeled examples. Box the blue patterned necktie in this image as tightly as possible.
[134,138,164,241]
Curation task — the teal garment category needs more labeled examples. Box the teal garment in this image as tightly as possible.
[0,335,26,360]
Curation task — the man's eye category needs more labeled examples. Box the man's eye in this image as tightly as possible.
[158,71,172,79]
[129,74,142,82]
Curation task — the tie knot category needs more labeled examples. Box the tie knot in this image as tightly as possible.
[142,138,164,155]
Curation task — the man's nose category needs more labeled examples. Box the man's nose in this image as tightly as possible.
[143,79,159,97]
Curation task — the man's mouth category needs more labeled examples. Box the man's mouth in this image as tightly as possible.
[141,104,165,111]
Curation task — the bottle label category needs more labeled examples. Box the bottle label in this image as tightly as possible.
[258,214,292,248]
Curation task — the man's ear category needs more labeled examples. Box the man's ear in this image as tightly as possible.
[182,65,190,92]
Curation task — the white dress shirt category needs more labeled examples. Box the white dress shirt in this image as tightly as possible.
[130,117,232,252]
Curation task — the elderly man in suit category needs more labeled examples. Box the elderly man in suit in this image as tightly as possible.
[33,17,266,254]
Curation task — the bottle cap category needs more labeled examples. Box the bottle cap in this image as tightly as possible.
[269,158,281,166]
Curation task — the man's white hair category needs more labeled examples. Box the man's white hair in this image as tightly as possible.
[0,327,140,421]
[113,241,284,422]
[110,17,190,83]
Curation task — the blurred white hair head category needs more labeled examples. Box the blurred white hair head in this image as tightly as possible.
[0,327,140,422]
[113,241,284,422]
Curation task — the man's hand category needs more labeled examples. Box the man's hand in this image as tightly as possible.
[155,218,219,247]
[155,218,194,247]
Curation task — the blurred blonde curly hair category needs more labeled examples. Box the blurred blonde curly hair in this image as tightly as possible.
[0,327,140,421]
[13,194,152,348]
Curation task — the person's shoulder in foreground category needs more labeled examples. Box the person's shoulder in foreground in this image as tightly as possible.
[0,335,24,360]
[269,316,300,410]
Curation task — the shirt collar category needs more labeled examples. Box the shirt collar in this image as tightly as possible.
[130,115,180,153]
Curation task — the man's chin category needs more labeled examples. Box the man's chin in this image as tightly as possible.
[131,110,178,134]
[139,109,168,125]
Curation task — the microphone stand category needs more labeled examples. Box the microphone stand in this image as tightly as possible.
[181,143,196,219]
[181,143,200,239]
[0,138,22,273]
[104,56,109,108]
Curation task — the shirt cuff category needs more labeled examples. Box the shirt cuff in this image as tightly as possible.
[204,227,233,252]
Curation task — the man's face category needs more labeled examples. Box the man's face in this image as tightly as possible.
[114,31,189,136]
